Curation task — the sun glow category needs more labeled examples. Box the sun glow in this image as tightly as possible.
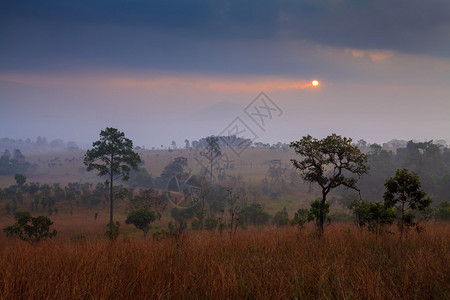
[312,80,319,86]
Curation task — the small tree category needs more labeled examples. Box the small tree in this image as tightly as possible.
[204,217,218,230]
[384,168,432,239]
[348,200,370,233]
[171,207,196,234]
[290,208,309,229]
[84,127,141,233]
[290,134,369,236]
[435,200,450,220]
[366,202,395,240]
[126,208,158,237]
[3,211,57,243]
[14,173,27,191]
[273,207,289,226]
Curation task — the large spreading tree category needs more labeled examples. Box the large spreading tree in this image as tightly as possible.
[84,127,141,231]
[290,134,369,235]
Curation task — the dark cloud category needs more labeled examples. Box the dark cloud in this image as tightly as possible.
[1,0,449,74]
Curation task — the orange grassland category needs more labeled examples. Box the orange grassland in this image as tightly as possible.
[0,219,449,299]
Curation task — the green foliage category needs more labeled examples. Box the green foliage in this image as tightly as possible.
[349,200,395,237]
[204,217,218,230]
[3,211,57,243]
[14,173,27,190]
[161,157,188,179]
[358,140,450,205]
[238,203,271,227]
[273,207,289,226]
[84,127,141,232]
[168,221,175,233]
[84,127,141,180]
[125,208,157,237]
[191,219,201,230]
[308,200,330,230]
[171,207,197,232]
[128,167,153,188]
[105,221,120,241]
[348,200,370,231]
[366,202,395,238]
[290,134,369,235]
[128,189,167,213]
[435,201,450,220]
[290,208,309,229]
[384,168,432,238]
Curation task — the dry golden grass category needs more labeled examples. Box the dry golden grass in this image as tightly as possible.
[0,222,449,299]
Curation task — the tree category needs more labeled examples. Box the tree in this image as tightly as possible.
[204,217,218,230]
[435,201,450,220]
[84,127,142,232]
[290,134,369,235]
[201,136,221,184]
[171,206,196,233]
[366,202,395,240]
[384,168,432,239]
[161,157,188,179]
[3,211,57,243]
[128,189,167,213]
[15,173,27,191]
[349,200,394,238]
[125,208,158,237]
[290,208,309,229]
[238,203,271,227]
[273,207,289,226]
[348,200,370,233]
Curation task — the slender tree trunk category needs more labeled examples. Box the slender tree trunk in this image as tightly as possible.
[110,156,114,232]
[400,202,404,240]
[210,158,213,185]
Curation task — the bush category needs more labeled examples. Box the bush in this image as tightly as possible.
[204,217,218,230]
[3,211,57,243]
[435,201,450,220]
[238,203,271,226]
[273,208,289,226]
[290,208,309,229]
[125,208,157,237]
[191,219,201,230]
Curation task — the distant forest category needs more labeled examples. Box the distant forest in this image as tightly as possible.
[0,137,79,154]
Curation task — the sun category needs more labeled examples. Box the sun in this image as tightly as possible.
[312,80,319,86]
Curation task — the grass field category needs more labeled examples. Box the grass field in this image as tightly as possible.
[0,218,449,299]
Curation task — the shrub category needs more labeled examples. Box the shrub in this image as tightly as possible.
[435,201,450,220]
[204,217,218,230]
[3,211,57,243]
[273,208,289,226]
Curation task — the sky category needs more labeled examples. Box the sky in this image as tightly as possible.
[1,0,450,149]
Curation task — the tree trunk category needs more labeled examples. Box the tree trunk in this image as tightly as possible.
[210,158,213,185]
[400,202,404,240]
[110,156,114,232]
[319,191,326,236]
